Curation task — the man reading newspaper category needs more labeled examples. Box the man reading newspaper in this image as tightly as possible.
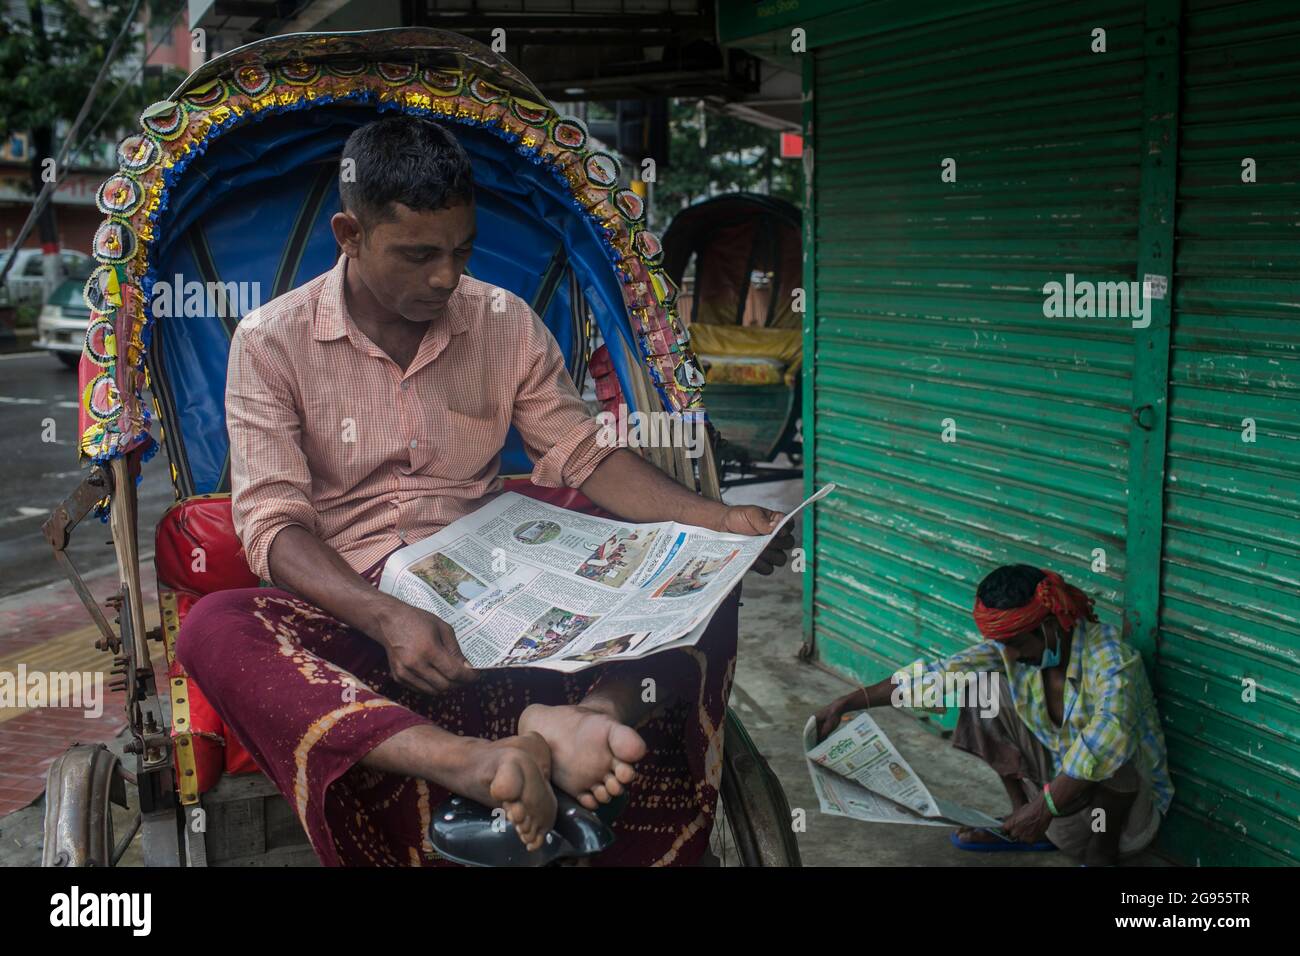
[175,115,793,866]
[812,565,1172,865]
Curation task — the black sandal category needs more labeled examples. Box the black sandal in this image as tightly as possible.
[429,791,627,867]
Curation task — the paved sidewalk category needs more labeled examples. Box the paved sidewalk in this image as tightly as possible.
[0,559,158,816]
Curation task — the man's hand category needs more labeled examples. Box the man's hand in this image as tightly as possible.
[813,694,852,742]
[370,597,478,695]
[1002,793,1054,844]
[720,505,794,575]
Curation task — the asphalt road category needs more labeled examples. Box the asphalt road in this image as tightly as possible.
[0,351,175,599]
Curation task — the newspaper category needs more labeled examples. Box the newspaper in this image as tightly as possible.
[378,483,835,673]
[803,712,1004,830]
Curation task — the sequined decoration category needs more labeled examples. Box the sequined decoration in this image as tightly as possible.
[79,45,706,466]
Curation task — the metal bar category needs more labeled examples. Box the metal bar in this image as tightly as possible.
[720,467,804,490]
[42,467,118,648]
[141,806,183,867]
[1122,0,1181,667]
[112,813,142,866]
[109,457,150,679]
[414,15,709,30]
[50,550,117,649]
[799,52,818,660]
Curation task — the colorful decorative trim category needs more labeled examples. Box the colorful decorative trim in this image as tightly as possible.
[92,219,137,264]
[420,67,461,96]
[376,61,417,85]
[182,78,229,111]
[231,63,273,97]
[79,50,705,465]
[329,59,367,78]
[95,174,144,217]
[279,60,322,85]
[117,134,160,174]
[140,101,187,141]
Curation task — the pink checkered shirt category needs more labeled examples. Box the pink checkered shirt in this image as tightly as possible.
[226,254,617,581]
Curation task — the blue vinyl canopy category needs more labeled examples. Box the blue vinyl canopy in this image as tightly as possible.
[148,105,641,494]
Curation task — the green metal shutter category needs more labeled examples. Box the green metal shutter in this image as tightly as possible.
[807,3,1147,713]
[1154,0,1300,866]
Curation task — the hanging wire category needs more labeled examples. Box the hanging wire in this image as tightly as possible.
[0,0,185,286]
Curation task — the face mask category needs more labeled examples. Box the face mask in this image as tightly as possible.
[1039,628,1061,670]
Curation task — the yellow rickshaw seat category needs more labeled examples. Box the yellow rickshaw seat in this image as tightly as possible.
[689,325,803,388]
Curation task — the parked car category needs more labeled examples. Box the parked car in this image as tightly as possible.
[35,256,95,368]
[0,248,92,309]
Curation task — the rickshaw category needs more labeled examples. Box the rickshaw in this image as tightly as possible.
[660,193,803,487]
[39,28,799,868]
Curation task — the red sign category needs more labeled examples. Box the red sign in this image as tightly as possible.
[780,132,803,158]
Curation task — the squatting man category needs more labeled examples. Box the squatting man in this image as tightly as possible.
[175,114,793,865]
[814,565,1173,865]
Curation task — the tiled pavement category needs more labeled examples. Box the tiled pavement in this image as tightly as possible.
[0,559,159,817]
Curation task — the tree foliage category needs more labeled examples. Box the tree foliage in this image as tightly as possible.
[652,98,801,230]
[0,0,187,150]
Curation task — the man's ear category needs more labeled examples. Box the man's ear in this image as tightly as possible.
[330,210,365,259]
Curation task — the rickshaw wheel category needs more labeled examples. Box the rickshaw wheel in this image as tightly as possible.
[711,709,802,866]
[41,744,131,867]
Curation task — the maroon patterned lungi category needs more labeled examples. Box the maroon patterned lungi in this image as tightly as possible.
[175,552,739,867]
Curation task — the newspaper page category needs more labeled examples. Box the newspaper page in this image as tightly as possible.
[803,713,1003,829]
[378,483,835,673]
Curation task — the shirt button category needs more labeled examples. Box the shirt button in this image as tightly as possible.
[409,439,418,449]
[400,381,410,391]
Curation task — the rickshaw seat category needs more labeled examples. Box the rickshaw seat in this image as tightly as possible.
[155,480,612,800]
[686,325,803,389]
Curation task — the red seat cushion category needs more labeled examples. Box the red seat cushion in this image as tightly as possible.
[155,494,259,595]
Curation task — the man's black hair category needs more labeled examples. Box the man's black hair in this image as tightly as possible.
[976,564,1046,610]
[338,115,474,230]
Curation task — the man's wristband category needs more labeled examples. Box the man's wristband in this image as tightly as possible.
[1042,782,1061,817]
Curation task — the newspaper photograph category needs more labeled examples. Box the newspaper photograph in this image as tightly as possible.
[803,713,1003,829]
[378,483,835,673]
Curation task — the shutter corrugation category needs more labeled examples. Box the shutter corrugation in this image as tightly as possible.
[810,1,1146,709]
[1156,0,1300,866]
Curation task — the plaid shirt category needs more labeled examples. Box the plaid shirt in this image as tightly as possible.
[226,254,618,581]
[894,620,1174,814]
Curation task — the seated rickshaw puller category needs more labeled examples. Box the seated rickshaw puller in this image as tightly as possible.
[176,115,793,866]
[813,565,1173,865]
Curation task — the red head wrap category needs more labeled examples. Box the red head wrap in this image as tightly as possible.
[972,569,1097,642]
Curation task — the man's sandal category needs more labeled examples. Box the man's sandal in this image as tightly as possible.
[430,791,627,867]
[949,827,1057,853]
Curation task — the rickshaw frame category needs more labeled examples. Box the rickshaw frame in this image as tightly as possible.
[38,27,801,868]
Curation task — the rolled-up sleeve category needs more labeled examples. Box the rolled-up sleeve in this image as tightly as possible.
[514,311,622,488]
[226,320,318,581]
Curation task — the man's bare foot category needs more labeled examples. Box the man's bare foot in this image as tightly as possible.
[518,702,647,810]
[465,733,557,851]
